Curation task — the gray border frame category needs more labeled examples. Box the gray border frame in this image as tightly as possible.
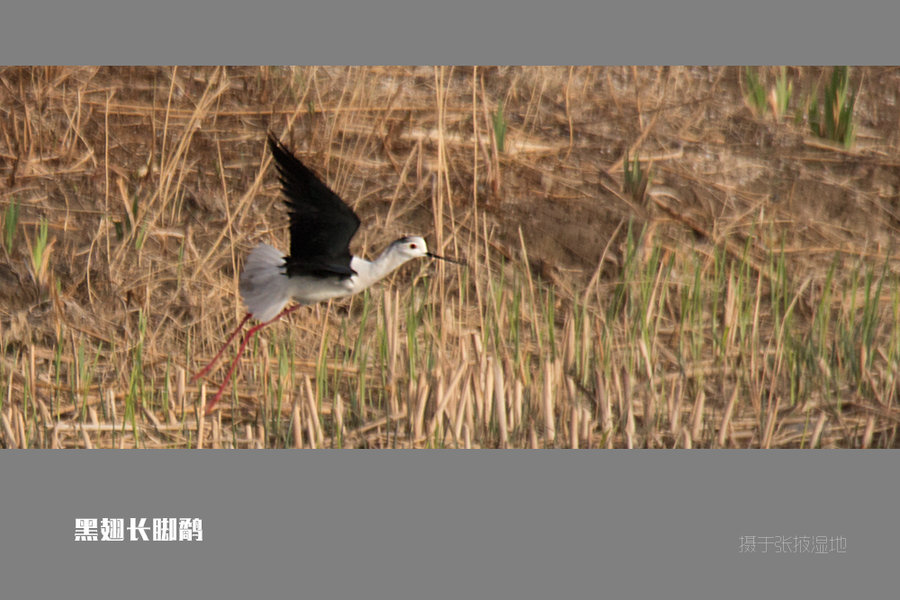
[1,451,895,599]
[2,0,900,64]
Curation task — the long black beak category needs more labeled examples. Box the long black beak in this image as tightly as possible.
[427,252,466,266]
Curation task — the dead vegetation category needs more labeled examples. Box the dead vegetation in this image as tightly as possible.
[2,65,900,448]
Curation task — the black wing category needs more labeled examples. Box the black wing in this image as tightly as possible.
[268,135,361,278]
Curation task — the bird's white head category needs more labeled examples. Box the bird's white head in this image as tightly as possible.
[384,235,464,267]
[357,235,462,291]
[390,236,430,260]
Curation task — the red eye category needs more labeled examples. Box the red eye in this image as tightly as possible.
[409,243,417,249]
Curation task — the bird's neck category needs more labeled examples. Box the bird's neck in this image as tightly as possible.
[352,246,414,291]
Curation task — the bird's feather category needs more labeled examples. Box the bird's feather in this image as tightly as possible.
[239,243,293,321]
[267,135,361,279]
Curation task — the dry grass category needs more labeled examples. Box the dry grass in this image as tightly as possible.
[3,65,900,448]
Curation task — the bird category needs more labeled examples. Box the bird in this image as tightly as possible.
[192,134,463,413]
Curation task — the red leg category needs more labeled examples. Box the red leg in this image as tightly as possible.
[191,312,253,383]
[205,303,304,413]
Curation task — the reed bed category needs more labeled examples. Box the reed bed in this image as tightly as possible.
[2,66,900,448]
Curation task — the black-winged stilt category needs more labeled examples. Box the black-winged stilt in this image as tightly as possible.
[193,135,462,412]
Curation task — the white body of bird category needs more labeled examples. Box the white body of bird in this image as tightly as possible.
[239,235,434,322]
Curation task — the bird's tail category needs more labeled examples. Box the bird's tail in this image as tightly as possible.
[239,243,293,322]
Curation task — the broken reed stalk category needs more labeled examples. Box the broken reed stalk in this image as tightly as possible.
[542,360,555,445]
[493,358,508,448]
